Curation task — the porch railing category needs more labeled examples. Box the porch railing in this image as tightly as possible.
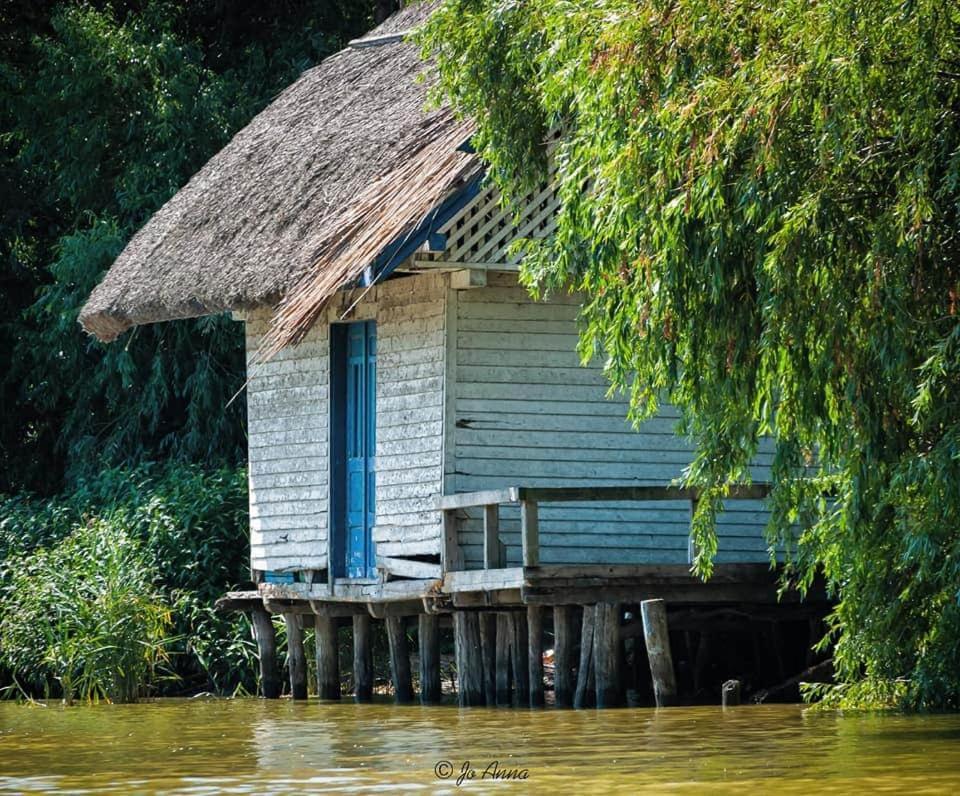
[435,484,771,572]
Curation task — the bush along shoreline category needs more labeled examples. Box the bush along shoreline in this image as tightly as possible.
[0,464,260,703]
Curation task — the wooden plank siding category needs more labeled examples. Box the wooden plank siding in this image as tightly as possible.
[450,272,774,569]
[244,272,449,575]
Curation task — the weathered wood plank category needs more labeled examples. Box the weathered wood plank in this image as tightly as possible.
[641,599,678,707]
[386,616,414,704]
[483,504,501,569]
[553,605,575,709]
[378,556,442,580]
[419,614,442,705]
[574,605,595,710]
[520,500,539,567]
[436,488,520,511]
[454,612,484,707]
[250,609,281,699]
[283,613,308,700]
[510,611,529,707]
[315,616,340,700]
[593,603,622,708]
[495,612,513,707]
[527,605,544,708]
[479,612,497,706]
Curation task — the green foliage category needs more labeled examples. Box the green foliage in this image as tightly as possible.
[421,0,960,709]
[0,464,256,698]
[0,518,172,704]
[0,1,380,493]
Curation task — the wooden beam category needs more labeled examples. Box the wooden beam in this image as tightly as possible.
[574,605,595,709]
[378,557,442,581]
[641,599,678,707]
[520,500,539,568]
[593,603,623,708]
[515,484,771,503]
[511,611,530,707]
[353,614,374,703]
[527,606,545,708]
[450,268,488,290]
[436,488,519,511]
[444,567,524,593]
[314,616,340,700]
[483,504,501,570]
[283,613,308,701]
[386,616,414,704]
[419,614,442,705]
[454,612,485,706]
[479,612,497,706]
[250,608,280,699]
[495,612,513,707]
[553,605,575,708]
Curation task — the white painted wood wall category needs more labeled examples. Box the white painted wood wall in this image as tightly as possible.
[448,272,773,568]
[244,270,773,576]
[244,272,448,574]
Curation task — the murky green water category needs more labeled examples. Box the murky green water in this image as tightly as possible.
[1,699,959,794]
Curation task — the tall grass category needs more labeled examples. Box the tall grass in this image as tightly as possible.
[0,463,257,701]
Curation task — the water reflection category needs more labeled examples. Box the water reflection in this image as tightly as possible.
[0,699,959,794]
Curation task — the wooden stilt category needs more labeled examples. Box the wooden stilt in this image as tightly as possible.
[251,608,281,699]
[511,611,530,707]
[574,605,595,709]
[386,616,414,704]
[353,614,373,703]
[495,612,513,706]
[454,612,484,706]
[479,612,497,707]
[553,605,575,708]
[722,679,741,707]
[527,606,544,708]
[640,598,678,707]
[418,614,442,705]
[593,602,622,708]
[283,613,308,700]
[314,616,340,700]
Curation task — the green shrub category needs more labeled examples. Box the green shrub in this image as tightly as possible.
[0,519,171,703]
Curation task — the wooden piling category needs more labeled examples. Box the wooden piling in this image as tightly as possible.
[511,611,530,707]
[386,616,414,704]
[574,604,595,709]
[640,598,678,707]
[527,606,545,708]
[454,612,484,706]
[314,615,340,700]
[553,605,575,708]
[479,612,497,706]
[353,614,374,703]
[283,613,308,700]
[495,612,513,706]
[722,679,741,707]
[593,602,622,708]
[251,608,281,699]
[418,614,442,705]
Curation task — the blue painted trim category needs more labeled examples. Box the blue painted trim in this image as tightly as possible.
[427,231,447,252]
[263,571,296,585]
[329,324,348,579]
[363,174,484,286]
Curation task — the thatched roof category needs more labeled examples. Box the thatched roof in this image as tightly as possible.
[80,1,477,342]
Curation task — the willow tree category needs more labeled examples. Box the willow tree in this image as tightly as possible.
[420,0,960,709]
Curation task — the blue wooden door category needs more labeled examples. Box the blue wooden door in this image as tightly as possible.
[345,321,376,578]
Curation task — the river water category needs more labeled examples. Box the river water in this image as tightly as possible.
[1,699,959,794]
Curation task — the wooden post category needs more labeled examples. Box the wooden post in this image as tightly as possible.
[479,612,497,706]
[722,679,741,707]
[640,599,678,707]
[574,605,595,709]
[511,611,530,706]
[353,614,374,703]
[442,510,462,572]
[553,605,575,708]
[527,606,545,708]
[593,602,623,708]
[453,612,484,706]
[520,500,539,567]
[386,616,414,704]
[495,612,513,706]
[283,613,308,700]
[419,614,442,705]
[251,608,281,699]
[483,505,501,569]
[314,616,340,700]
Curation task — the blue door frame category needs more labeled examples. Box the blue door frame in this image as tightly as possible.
[330,321,377,579]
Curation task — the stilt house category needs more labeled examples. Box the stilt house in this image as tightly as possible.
[81,3,813,707]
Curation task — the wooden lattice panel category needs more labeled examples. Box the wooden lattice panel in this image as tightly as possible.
[420,137,560,267]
